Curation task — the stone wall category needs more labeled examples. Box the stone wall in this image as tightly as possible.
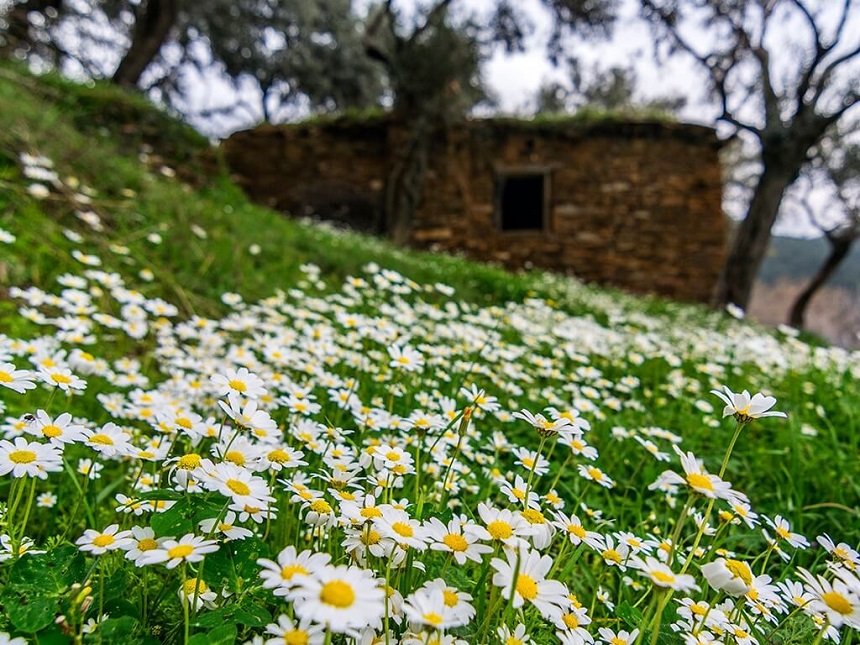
[223,116,726,302]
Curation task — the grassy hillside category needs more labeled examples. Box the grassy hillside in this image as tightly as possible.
[1,65,859,645]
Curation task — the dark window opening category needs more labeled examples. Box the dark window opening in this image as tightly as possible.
[498,174,546,231]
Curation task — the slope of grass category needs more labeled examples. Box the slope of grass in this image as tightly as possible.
[0,64,859,645]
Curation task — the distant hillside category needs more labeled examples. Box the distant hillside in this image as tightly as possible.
[759,235,860,291]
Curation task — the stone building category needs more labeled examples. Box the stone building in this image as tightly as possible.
[223,115,726,302]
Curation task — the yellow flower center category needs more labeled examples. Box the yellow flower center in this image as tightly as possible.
[442,533,468,552]
[176,417,193,430]
[568,524,587,538]
[823,591,854,615]
[320,580,356,608]
[602,549,623,564]
[521,509,546,524]
[725,559,753,586]
[587,467,603,481]
[360,507,382,519]
[611,638,627,645]
[9,450,36,464]
[511,488,525,500]
[281,563,308,580]
[182,578,208,595]
[42,424,62,438]
[386,450,401,461]
[52,373,73,385]
[651,570,676,585]
[691,603,708,616]
[310,500,332,514]
[225,450,245,466]
[422,612,444,626]
[562,613,579,629]
[776,526,792,540]
[268,449,290,463]
[516,574,538,600]
[168,544,194,559]
[226,479,251,496]
[92,534,115,548]
[0,370,12,383]
[138,538,158,551]
[392,521,414,538]
[363,529,382,545]
[443,590,458,607]
[89,433,115,446]
[686,473,713,492]
[283,630,309,645]
[177,454,201,469]
[228,379,247,393]
[487,520,513,540]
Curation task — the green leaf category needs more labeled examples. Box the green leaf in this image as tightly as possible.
[29,624,71,644]
[616,600,643,629]
[150,497,194,537]
[93,616,140,644]
[2,591,59,633]
[7,547,86,594]
[193,602,270,628]
[188,623,237,645]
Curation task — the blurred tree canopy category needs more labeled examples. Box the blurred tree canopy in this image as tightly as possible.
[641,0,860,311]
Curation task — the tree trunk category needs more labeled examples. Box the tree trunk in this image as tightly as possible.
[788,233,855,329]
[0,0,64,56]
[111,0,179,90]
[712,164,797,310]
[382,116,430,244]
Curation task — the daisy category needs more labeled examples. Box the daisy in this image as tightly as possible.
[0,437,63,479]
[513,408,572,437]
[425,516,493,565]
[76,524,134,555]
[764,515,810,549]
[0,362,36,394]
[120,526,164,566]
[137,534,219,569]
[798,567,860,628]
[289,563,385,633]
[512,446,551,476]
[201,461,275,509]
[577,463,615,489]
[475,503,530,548]
[37,365,86,392]
[178,577,218,611]
[198,511,254,540]
[632,556,698,592]
[211,367,267,400]
[374,508,428,551]
[500,474,540,508]
[650,447,742,502]
[597,627,640,645]
[263,615,325,645]
[388,345,424,372]
[491,547,568,619]
[710,386,787,423]
[702,558,754,596]
[403,587,467,630]
[256,546,332,595]
[497,623,531,645]
[818,534,860,571]
[84,423,134,458]
[28,410,87,445]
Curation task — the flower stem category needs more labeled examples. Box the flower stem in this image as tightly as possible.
[719,420,747,479]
